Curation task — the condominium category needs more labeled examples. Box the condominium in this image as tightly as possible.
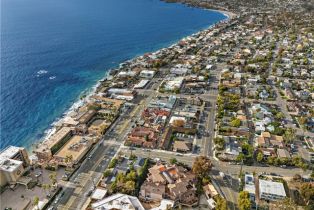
[0,146,30,187]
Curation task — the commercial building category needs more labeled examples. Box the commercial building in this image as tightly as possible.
[107,88,136,101]
[173,141,192,153]
[34,127,73,161]
[163,77,184,91]
[53,135,93,166]
[134,79,149,89]
[140,70,155,78]
[0,146,30,187]
[258,179,286,201]
[78,110,96,125]
[88,119,110,136]
[91,96,124,111]
[91,193,145,210]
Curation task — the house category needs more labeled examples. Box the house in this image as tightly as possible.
[259,90,270,100]
[126,127,158,148]
[148,96,176,110]
[258,179,286,201]
[140,163,198,206]
[206,198,216,210]
[224,137,241,158]
[296,90,310,100]
[257,132,284,148]
[140,182,166,201]
[277,149,291,159]
[306,118,314,132]
[141,108,170,128]
[203,183,218,199]
[91,188,108,201]
[150,199,174,210]
[244,174,256,202]
[254,121,266,134]
[280,79,292,89]
[285,88,295,99]
[91,96,124,111]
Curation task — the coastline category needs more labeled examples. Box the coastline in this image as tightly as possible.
[207,8,237,19]
[29,6,233,155]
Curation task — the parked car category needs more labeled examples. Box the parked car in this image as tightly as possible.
[35,172,42,178]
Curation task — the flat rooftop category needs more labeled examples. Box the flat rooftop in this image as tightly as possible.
[91,95,124,108]
[35,127,72,152]
[134,80,149,89]
[54,135,91,161]
[259,179,286,197]
[0,146,22,165]
[92,193,145,210]
[0,158,23,172]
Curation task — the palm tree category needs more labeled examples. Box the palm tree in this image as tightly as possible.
[32,196,39,209]
[42,183,51,196]
[64,155,73,170]
[48,172,57,188]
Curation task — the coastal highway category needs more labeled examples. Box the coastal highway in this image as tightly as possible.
[53,139,120,209]
[51,106,131,209]
[52,78,163,209]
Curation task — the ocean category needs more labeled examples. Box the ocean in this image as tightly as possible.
[0,0,226,150]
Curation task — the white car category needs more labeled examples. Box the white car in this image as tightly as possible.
[35,172,42,178]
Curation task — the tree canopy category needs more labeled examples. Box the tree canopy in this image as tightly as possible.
[215,195,228,210]
[300,183,314,205]
[230,118,241,127]
[192,156,212,178]
[238,191,251,210]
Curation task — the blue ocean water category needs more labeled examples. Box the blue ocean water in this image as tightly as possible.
[0,0,226,150]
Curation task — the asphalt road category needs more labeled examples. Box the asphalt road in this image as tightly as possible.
[50,107,130,209]
[50,78,163,209]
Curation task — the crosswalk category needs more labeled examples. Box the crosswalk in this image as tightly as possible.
[58,171,102,209]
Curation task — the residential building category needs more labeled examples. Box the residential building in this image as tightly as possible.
[0,146,30,187]
[126,127,158,148]
[203,183,218,199]
[140,163,198,206]
[244,174,256,202]
[150,199,174,210]
[276,148,291,159]
[91,188,108,201]
[259,179,286,201]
